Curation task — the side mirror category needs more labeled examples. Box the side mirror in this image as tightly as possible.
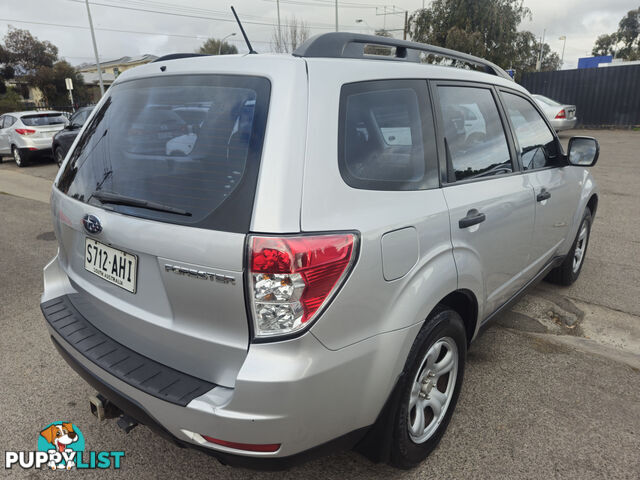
[567,136,599,167]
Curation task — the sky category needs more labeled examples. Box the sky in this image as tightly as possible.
[0,0,636,70]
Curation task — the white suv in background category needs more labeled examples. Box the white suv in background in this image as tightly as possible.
[0,111,68,166]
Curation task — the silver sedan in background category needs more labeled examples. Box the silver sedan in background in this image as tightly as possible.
[533,94,577,132]
[0,111,68,167]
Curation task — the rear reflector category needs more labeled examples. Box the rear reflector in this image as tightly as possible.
[15,128,36,135]
[555,109,566,119]
[249,233,357,338]
[201,435,280,453]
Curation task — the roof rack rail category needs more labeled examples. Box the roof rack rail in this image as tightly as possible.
[293,33,512,81]
[153,53,209,63]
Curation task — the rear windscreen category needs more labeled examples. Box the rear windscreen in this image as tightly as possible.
[22,113,67,126]
[57,75,270,232]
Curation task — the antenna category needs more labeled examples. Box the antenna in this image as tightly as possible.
[231,6,257,54]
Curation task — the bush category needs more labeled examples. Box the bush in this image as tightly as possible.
[0,87,24,114]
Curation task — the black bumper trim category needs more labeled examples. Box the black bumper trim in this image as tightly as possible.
[50,335,369,470]
[41,295,215,407]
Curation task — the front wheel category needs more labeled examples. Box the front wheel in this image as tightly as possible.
[389,308,466,469]
[545,207,592,286]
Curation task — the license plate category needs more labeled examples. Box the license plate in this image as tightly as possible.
[84,238,138,293]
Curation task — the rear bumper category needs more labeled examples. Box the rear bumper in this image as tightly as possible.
[549,117,577,131]
[12,135,56,151]
[49,333,367,470]
[41,255,415,464]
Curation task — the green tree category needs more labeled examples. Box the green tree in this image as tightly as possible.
[197,38,238,55]
[592,33,618,56]
[408,0,559,79]
[31,61,90,107]
[3,26,58,75]
[592,6,640,60]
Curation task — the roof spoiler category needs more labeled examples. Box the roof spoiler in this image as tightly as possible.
[293,33,512,81]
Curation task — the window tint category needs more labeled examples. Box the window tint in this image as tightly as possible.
[339,80,438,190]
[437,86,512,182]
[57,75,270,233]
[21,113,67,126]
[502,92,560,170]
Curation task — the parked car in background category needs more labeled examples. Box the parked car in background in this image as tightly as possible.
[0,111,68,166]
[533,95,577,132]
[53,107,94,167]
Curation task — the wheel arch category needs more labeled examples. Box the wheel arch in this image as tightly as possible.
[587,193,598,218]
[436,289,478,345]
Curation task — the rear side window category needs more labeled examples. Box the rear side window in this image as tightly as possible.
[501,92,560,170]
[3,116,16,128]
[22,113,67,126]
[57,75,270,233]
[338,80,438,190]
[436,86,512,182]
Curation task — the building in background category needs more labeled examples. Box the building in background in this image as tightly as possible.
[77,54,158,101]
[577,56,613,69]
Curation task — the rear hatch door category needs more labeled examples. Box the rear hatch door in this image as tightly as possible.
[52,74,271,387]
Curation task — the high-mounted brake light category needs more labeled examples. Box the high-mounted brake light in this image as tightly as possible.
[201,435,280,453]
[248,233,357,338]
[555,109,566,119]
[15,128,36,135]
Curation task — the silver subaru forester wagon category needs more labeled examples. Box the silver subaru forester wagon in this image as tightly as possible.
[41,33,599,469]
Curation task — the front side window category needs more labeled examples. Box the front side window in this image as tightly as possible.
[339,80,438,190]
[437,86,512,182]
[502,92,560,170]
[57,75,270,233]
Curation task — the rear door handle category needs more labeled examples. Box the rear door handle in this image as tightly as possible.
[459,209,486,229]
[537,189,551,202]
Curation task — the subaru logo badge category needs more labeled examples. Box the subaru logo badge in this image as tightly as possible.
[82,214,102,235]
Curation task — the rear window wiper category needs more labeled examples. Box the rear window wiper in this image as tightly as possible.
[89,191,192,216]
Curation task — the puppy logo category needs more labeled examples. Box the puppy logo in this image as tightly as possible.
[38,422,84,470]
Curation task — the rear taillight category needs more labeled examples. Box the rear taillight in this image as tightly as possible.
[555,109,566,119]
[15,128,36,135]
[248,233,357,338]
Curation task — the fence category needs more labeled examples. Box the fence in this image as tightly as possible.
[519,64,640,128]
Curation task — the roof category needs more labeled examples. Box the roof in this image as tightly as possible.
[80,71,116,85]
[77,54,158,71]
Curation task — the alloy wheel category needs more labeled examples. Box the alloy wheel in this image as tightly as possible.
[407,336,458,444]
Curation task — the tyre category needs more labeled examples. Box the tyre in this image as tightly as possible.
[55,147,65,167]
[545,207,592,286]
[389,308,466,469]
[12,146,26,167]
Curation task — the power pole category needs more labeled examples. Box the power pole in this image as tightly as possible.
[276,0,282,46]
[403,10,408,40]
[85,0,104,96]
[537,28,546,71]
[335,0,338,32]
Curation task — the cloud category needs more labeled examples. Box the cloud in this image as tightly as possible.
[0,0,636,70]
